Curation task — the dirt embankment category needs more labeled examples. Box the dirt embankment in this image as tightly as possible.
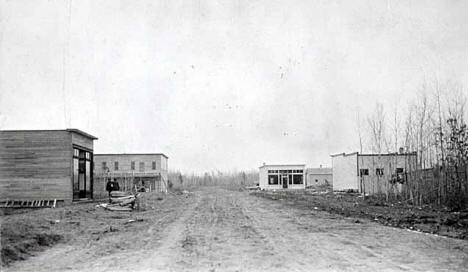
[0,191,195,268]
[251,190,468,240]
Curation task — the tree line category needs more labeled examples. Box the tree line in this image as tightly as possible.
[358,80,468,208]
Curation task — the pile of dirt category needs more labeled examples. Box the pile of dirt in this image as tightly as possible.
[251,190,468,240]
[1,219,63,265]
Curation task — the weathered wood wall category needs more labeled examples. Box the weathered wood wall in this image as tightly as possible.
[71,132,94,150]
[0,130,73,202]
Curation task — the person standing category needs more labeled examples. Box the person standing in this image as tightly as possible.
[106,178,120,203]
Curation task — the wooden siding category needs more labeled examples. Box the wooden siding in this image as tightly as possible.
[0,131,73,202]
[71,132,94,150]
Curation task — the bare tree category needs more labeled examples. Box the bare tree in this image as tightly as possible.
[367,102,387,154]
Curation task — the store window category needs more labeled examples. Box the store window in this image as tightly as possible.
[268,175,279,185]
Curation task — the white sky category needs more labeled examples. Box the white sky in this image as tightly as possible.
[1,0,467,173]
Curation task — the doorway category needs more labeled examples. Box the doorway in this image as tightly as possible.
[282,175,288,189]
[73,147,93,200]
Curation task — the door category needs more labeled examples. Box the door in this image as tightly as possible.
[282,175,288,189]
[73,147,93,200]
[78,156,86,198]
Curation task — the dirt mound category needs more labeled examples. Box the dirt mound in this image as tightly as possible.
[1,223,63,265]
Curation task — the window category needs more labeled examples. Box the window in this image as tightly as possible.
[376,168,384,176]
[73,149,79,157]
[360,169,369,176]
[396,168,404,173]
[293,175,303,184]
[102,162,107,170]
[315,179,318,183]
[139,162,145,172]
[152,161,156,170]
[268,175,279,185]
[131,161,135,170]
[114,161,119,171]
[85,152,90,160]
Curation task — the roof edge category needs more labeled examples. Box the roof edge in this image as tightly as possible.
[0,128,97,140]
[95,153,169,159]
[330,152,358,157]
[66,129,98,140]
[259,164,306,168]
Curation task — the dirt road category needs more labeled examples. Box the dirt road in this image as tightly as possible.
[6,187,468,271]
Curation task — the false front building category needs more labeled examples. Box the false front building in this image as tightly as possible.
[259,164,306,190]
[0,129,97,205]
[93,153,168,197]
[331,151,417,194]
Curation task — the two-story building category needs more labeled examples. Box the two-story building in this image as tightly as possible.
[93,153,168,197]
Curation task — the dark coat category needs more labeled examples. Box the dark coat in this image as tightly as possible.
[106,181,120,192]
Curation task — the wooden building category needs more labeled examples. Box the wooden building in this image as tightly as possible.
[259,164,306,190]
[0,129,98,205]
[93,153,169,197]
[331,152,417,194]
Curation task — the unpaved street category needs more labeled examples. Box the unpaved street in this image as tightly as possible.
[6,187,468,271]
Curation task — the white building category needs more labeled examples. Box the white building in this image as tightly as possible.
[259,164,306,190]
[306,167,332,188]
[331,152,417,194]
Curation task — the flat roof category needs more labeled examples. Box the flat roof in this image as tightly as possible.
[0,128,98,140]
[95,153,169,159]
[259,164,306,168]
[331,151,416,157]
[330,152,358,157]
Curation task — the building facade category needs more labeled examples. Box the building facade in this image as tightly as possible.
[0,129,97,204]
[331,152,417,194]
[93,153,168,197]
[259,164,306,190]
[306,167,332,188]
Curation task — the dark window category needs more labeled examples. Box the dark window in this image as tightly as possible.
[152,161,156,170]
[131,161,135,170]
[139,162,144,172]
[293,175,303,184]
[102,162,107,170]
[114,161,119,171]
[376,168,384,176]
[268,175,279,185]
[360,169,369,176]
[396,168,404,173]
[315,179,318,183]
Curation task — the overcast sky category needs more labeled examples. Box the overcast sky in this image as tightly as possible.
[1,0,467,173]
